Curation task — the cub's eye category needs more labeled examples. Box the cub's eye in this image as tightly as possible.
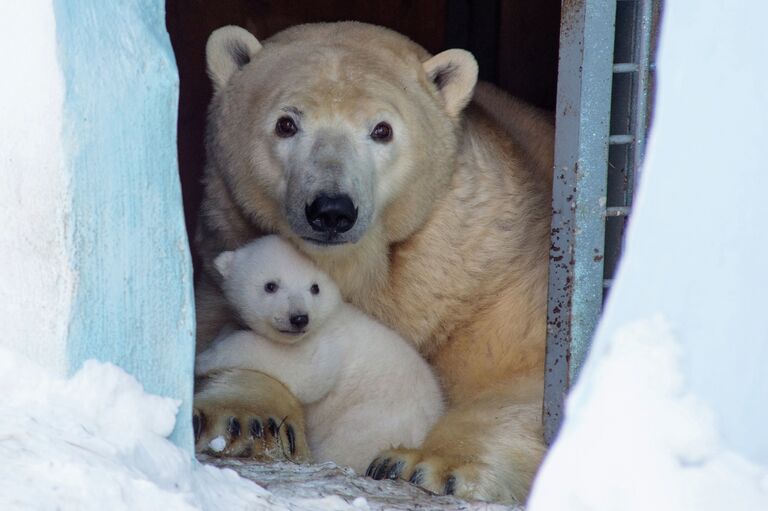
[275,116,298,138]
[264,281,278,293]
[310,283,320,295]
[370,122,393,143]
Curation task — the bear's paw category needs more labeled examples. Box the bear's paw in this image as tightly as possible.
[193,369,311,462]
[366,448,488,501]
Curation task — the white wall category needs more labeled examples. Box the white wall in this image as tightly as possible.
[0,0,72,375]
[529,1,768,509]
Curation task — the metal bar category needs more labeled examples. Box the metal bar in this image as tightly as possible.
[630,0,655,197]
[544,0,617,445]
[605,206,630,217]
[603,0,644,289]
[613,62,639,73]
[609,134,635,144]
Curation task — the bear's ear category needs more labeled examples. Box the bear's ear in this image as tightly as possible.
[213,251,236,279]
[206,26,263,93]
[423,49,479,117]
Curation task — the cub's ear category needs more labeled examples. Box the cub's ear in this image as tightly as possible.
[213,251,236,279]
[423,49,479,117]
[206,26,262,93]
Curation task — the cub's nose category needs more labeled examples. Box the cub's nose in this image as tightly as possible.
[289,314,309,329]
[305,195,358,234]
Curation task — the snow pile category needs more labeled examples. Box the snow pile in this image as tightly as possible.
[0,346,367,511]
[528,316,768,510]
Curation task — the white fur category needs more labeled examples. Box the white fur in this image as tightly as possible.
[423,49,478,117]
[206,26,262,93]
[196,236,444,473]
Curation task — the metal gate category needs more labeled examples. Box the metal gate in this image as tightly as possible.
[544,0,661,443]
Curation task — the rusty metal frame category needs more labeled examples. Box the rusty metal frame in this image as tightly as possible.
[543,0,617,444]
[543,0,660,444]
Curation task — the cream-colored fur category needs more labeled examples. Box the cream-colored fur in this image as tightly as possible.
[194,22,553,504]
[194,369,311,461]
[196,236,444,473]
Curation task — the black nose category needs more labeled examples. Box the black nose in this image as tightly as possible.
[289,314,309,329]
[305,195,358,234]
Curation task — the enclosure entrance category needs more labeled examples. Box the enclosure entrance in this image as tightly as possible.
[166,0,658,470]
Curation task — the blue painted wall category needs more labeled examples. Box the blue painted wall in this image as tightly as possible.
[53,0,195,451]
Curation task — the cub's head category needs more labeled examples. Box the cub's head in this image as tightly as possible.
[205,22,478,253]
[214,235,341,344]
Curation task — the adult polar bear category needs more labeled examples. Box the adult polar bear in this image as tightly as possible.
[194,22,553,504]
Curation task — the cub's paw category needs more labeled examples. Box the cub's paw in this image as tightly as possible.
[193,368,311,462]
[366,448,485,500]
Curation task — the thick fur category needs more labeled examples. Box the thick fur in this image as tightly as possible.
[194,368,311,461]
[194,22,553,504]
[196,236,444,473]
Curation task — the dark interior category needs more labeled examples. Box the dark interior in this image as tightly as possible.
[166,0,561,271]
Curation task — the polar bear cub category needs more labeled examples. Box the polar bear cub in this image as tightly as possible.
[195,235,444,473]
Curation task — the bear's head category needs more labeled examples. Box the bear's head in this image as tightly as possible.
[205,22,478,254]
[214,235,342,344]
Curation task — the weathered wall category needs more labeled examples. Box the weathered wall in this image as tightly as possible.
[0,0,195,451]
[0,1,72,375]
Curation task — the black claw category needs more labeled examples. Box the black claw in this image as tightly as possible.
[192,413,202,443]
[237,446,253,458]
[387,461,404,480]
[444,475,457,495]
[365,458,380,478]
[226,417,241,438]
[286,424,296,455]
[372,458,391,480]
[267,417,279,437]
[248,418,263,438]
[409,468,425,486]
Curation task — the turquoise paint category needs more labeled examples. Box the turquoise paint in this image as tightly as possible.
[53,0,195,451]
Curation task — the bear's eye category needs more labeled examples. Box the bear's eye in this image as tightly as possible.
[370,122,393,143]
[264,281,278,293]
[275,116,298,138]
[310,283,320,295]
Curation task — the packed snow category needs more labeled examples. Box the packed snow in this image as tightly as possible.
[0,346,368,511]
[0,346,511,511]
[209,436,227,453]
[528,317,768,510]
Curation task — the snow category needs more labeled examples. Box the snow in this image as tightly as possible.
[528,317,768,510]
[529,1,768,510]
[0,346,364,511]
[0,346,508,511]
[209,436,227,453]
